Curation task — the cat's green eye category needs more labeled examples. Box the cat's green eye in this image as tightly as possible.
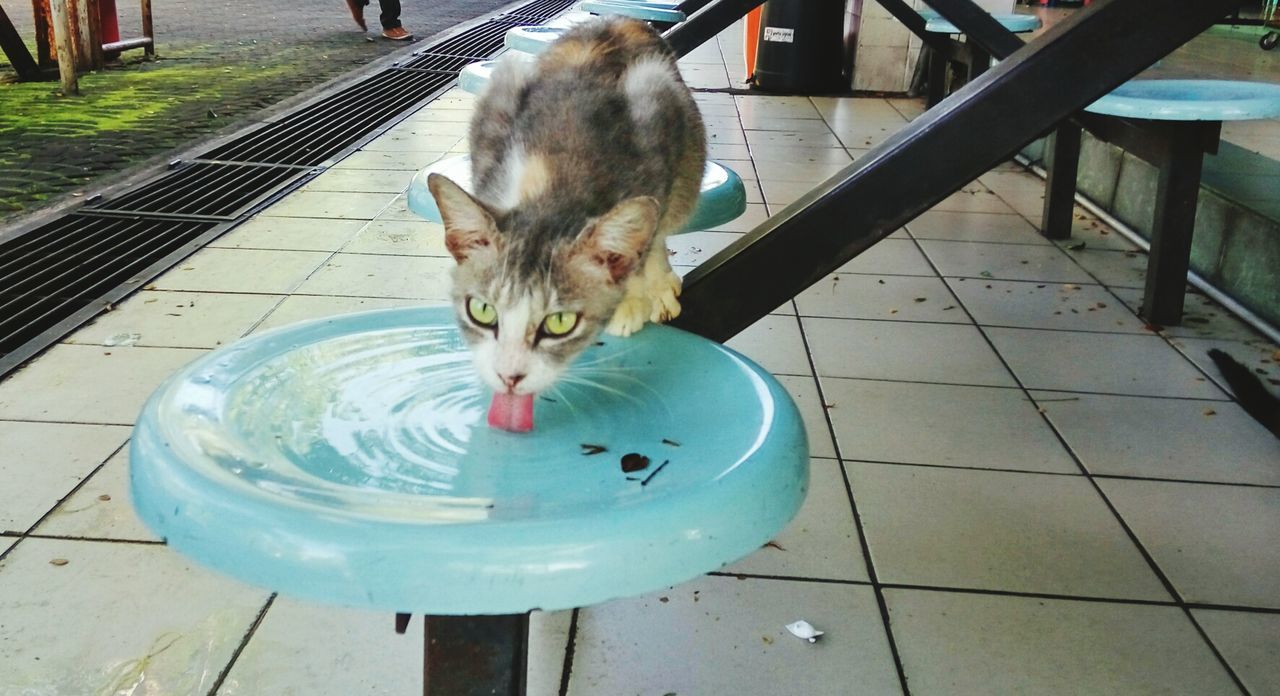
[466,297,498,327]
[541,311,579,337]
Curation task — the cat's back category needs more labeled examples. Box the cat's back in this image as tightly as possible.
[469,17,703,214]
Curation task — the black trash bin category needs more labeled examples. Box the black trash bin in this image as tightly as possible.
[752,0,848,93]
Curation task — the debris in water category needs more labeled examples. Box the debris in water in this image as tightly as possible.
[661,438,681,447]
[581,444,607,456]
[621,453,650,473]
[640,459,670,486]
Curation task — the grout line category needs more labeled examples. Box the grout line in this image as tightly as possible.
[207,593,277,696]
[911,214,1257,689]
[786,297,913,696]
[16,533,165,545]
[19,440,131,538]
[556,608,580,696]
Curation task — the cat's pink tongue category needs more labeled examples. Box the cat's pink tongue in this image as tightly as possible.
[488,392,535,433]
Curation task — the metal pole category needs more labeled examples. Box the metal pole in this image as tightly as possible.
[422,614,529,696]
[670,0,1246,342]
[662,0,765,55]
[50,0,78,94]
[0,4,42,79]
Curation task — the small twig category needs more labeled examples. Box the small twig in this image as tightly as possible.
[640,460,670,487]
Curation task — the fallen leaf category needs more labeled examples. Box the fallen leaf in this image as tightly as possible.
[913,297,927,303]
[49,559,69,566]
[97,494,111,502]
[1066,241,1086,251]
[620,453,649,472]
[764,541,786,551]
[1203,408,1217,417]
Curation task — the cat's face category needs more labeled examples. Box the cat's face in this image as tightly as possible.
[428,174,658,396]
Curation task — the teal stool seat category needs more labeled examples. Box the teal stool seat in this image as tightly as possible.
[130,306,808,615]
[579,0,686,24]
[923,13,1041,34]
[458,60,498,95]
[408,155,747,232]
[1086,79,1280,121]
[505,25,568,54]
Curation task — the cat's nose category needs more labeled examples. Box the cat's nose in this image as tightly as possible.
[500,373,526,391]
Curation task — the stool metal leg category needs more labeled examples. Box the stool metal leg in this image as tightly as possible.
[423,614,530,696]
[1041,121,1082,240]
[927,45,946,107]
[1142,136,1204,326]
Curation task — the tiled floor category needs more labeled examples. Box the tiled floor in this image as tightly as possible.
[3,12,1280,696]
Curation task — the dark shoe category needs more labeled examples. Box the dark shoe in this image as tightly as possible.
[344,0,367,31]
[382,26,413,41]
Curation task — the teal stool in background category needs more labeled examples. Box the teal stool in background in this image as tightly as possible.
[1040,78,1280,325]
[923,12,1043,107]
[130,306,808,694]
[407,155,747,234]
[579,0,686,25]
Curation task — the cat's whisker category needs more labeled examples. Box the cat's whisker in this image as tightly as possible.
[557,374,647,406]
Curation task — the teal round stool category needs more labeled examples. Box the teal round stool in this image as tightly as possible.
[922,12,1042,107]
[922,12,1041,35]
[130,306,807,692]
[504,24,568,54]
[407,155,748,233]
[1085,79,1280,120]
[579,0,686,25]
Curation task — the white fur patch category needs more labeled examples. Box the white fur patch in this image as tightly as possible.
[623,57,676,125]
[492,145,528,211]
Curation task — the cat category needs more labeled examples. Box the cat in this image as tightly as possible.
[1207,349,1280,438]
[428,17,706,397]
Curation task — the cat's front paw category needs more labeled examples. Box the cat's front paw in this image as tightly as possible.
[606,295,650,337]
[648,269,682,323]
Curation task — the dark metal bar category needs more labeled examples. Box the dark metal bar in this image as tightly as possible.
[1141,123,1211,325]
[1040,122,1080,240]
[662,0,765,56]
[423,614,529,696]
[0,3,42,80]
[671,0,1244,343]
[926,0,1025,57]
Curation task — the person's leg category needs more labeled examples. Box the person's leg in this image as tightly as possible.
[379,0,412,39]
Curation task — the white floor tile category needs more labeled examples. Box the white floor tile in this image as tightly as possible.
[253,295,433,333]
[725,314,811,376]
[1034,391,1280,485]
[0,421,130,533]
[297,168,415,194]
[887,590,1239,695]
[0,344,205,425]
[261,190,398,220]
[986,327,1227,399]
[1192,609,1280,695]
[918,239,1095,284]
[150,247,330,295]
[906,209,1048,245]
[1099,479,1280,608]
[836,238,936,276]
[931,188,1017,215]
[330,149,445,171]
[664,230,741,267]
[343,219,450,258]
[947,279,1146,333]
[34,451,159,542]
[217,597,422,696]
[568,575,901,696]
[1065,247,1150,289]
[775,375,838,460]
[725,459,869,582]
[848,462,1169,599]
[819,378,1078,473]
[1,537,14,554]
[735,96,823,120]
[797,274,968,323]
[706,202,770,232]
[209,216,366,251]
[0,539,269,696]
[804,318,1015,387]
[529,609,571,696]
[294,254,454,300]
[65,290,282,349]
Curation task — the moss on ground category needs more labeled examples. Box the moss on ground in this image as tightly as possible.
[0,42,391,217]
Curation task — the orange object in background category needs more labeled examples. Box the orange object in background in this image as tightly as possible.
[743,6,762,82]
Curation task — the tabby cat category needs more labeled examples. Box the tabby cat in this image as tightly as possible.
[428,17,706,396]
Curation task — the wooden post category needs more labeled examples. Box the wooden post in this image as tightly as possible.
[140,0,153,56]
[84,0,103,68]
[50,0,78,94]
[31,0,55,67]
[68,0,94,70]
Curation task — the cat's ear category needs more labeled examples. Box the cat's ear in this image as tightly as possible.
[428,173,501,264]
[568,197,660,284]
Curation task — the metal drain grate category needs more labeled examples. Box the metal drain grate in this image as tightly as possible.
[201,70,457,166]
[407,17,529,60]
[86,162,309,220]
[0,0,573,379]
[0,215,217,370]
[500,0,576,19]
